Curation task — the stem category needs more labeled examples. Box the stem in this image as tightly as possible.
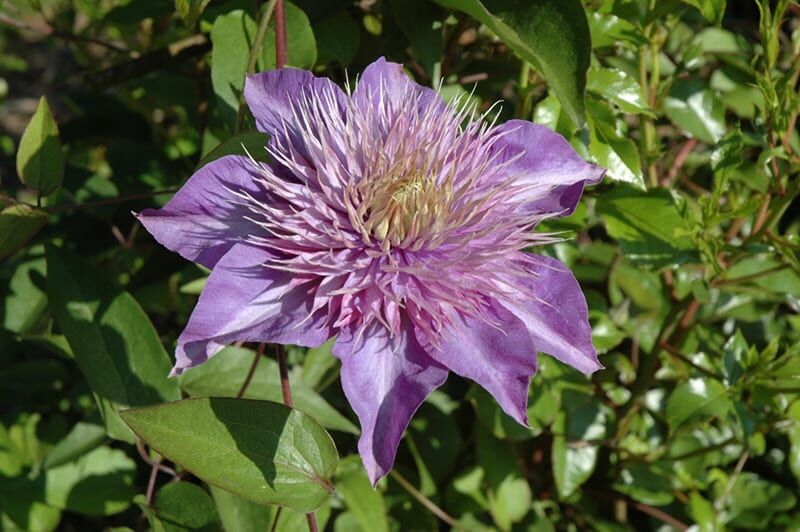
[275,345,317,529]
[47,188,178,214]
[516,62,532,119]
[390,470,462,529]
[235,0,278,133]
[275,0,287,69]
[237,343,265,398]
[270,507,282,532]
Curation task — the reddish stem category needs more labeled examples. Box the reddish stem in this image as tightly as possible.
[275,0,287,68]
[276,344,293,407]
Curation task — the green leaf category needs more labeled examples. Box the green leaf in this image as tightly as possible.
[210,5,317,129]
[665,80,727,143]
[0,496,60,532]
[16,96,64,196]
[587,67,651,115]
[613,463,674,506]
[666,378,731,430]
[175,0,210,27]
[0,203,47,260]
[0,446,136,516]
[152,482,220,532]
[725,473,797,529]
[392,0,443,78]
[178,345,358,434]
[45,244,180,442]
[432,0,591,126]
[586,99,645,188]
[588,12,647,48]
[488,476,532,530]
[43,421,106,470]
[315,11,360,65]
[336,456,388,532]
[3,249,47,334]
[210,485,274,532]
[198,132,269,168]
[120,397,338,512]
[597,186,698,268]
[680,0,726,25]
[552,392,608,499]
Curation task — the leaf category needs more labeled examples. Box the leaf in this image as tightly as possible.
[597,186,698,268]
[43,421,107,470]
[586,99,645,188]
[666,378,731,430]
[3,249,47,334]
[489,476,532,530]
[210,486,274,532]
[552,391,608,499]
[587,67,651,115]
[45,244,180,442]
[392,0,443,78]
[198,131,269,168]
[120,397,338,512]
[210,5,316,130]
[152,482,220,532]
[0,495,60,532]
[0,203,47,260]
[16,96,64,196]
[665,80,727,143]
[315,11,360,65]
[0,446,136,516]
[680,0,726,25]
[178,345,358,434]
[336,456,389,532]
[588,12,647,48]
[432,0,591,126]
[613,463,674,506]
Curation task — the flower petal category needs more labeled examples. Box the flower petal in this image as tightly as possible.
[500,253,602,375]
[174,243,331,375]
[490,119,605,217]
[418,302,537,426]
[353,57,445,114]
[333,320,448,485]
[244,68,347,137]
[137,155,262,269]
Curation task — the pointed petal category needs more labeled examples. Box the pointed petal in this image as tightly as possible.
[353,57,445,113]
[500,253,602,375]
[418,303,537,426]
[490,120,605,217]
[244,68,347,136]
[333,320,448,484]
[137,155,263,269]
[174,243,331,375]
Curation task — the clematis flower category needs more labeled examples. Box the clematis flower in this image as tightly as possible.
[138,58,605,484]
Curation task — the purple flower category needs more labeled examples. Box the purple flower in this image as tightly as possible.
[138,58,604,484]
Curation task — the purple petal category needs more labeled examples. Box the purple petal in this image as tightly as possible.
[137,155,262,269]
[490,119,605,217]
[173,243,331,376]
[500,253,602,375]
[418,302,537,426]
[353,57,445,114]
[333,320,448,485]
[244,68,347,136]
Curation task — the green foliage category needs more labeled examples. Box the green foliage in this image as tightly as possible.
[121,398,338,512]
[2,0,800,530]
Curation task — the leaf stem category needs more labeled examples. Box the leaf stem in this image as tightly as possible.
[389,469,462,529]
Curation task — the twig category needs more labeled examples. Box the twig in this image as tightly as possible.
[664,138,698,185]
[275,0,287,69]
[237,343,265,398]
[235,0,278,133]
[270,507,283,532]
[276,344,293,407]
[389,470,462,529]
[714,451,749,512]
[135,438,177,476]
[629,500,689,531]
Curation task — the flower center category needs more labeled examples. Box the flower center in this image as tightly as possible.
[364,173,445,249]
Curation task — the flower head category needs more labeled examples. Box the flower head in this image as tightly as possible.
[138,58,605,484]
